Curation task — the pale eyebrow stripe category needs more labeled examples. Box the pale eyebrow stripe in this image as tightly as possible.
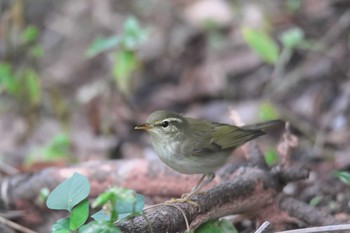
[164,117,183,123]
[155,117,183,125]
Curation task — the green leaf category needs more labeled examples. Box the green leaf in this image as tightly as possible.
[22,25,39,43]
[26,133,71,165]
[334,171,350,185]
[242,27,279,64]
[264,148,279,166]
[24,69,41,106]
[91,209,111,222]
[280,27,304,48]
[115,194,144,219]
[39,187,50,203]
[47,172,91,211]
[86,36,120,58]
[93,187,135,208]
[259,102,280,121]
[309,195,322,207]
[195,219,237,233]
[92,188,142,222]
[113,50,139,94]
[52,218,70,233]
[70,199,89,230]
[79,221,121,233]
[195,222,221,233]
[92,191,114,208]
[45,133,71,159]
[0,63,17,94]
[121,16,148,50]
[113,50,138,79]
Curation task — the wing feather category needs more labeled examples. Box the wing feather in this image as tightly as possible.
[211,124,264,150]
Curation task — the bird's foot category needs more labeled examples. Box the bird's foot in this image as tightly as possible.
[165,196,200,209]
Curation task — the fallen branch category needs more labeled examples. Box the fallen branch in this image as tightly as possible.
[0,158,340,232]
[116,165,316,232]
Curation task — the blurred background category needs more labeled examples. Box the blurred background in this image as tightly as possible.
[0,0,349,181]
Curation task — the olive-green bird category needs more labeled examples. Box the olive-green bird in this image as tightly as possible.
[136,110,282,199]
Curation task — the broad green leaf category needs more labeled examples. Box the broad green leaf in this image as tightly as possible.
[280,27,304,48]
[52,218,70,233]
[47,173,90,211]
[242,27,279,64]
[79,221,121,233]
[91,209,111,222]
[116,194,144,219]
[334,171,350,185]
[264,148,279,166]
[70,199,89,230]
[86,36,120,58]
[116,194,145,219]
[259,102,280,121]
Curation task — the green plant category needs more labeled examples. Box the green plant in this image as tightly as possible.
[47,173,90,232]
[334,171,350,185]
[47,172,144,233]
[194,219,238,233]
[242,27,279,65]
[264,148,279,166]
[26,133,71,166]
[259,102,280,121]
[0,64,42,107]
[309,195,323,207]
[242,25,317,68]
[0,25,43,110]
[86,16,148,96]
[91,187,144,223]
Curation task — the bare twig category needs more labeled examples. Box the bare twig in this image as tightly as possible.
[255,221,271,233]
[0,215,36,233]
[275,224,350,233]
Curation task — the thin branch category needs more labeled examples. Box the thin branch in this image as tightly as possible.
[275,224,350,233]
[0,215,36,233]
[255,221,271,233]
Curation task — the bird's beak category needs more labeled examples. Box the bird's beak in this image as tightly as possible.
[135,123,152,130]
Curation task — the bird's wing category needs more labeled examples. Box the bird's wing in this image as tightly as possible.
[210,123,265,150]
[185,121,265,156]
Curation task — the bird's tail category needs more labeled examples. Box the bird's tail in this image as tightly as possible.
[242,119,284,132]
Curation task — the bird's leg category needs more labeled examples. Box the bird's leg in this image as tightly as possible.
[165,173,215,208]
[182,173,215,199]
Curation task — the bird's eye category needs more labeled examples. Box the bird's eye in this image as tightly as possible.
[161,121,169,128]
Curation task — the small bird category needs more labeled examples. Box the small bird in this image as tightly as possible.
[135,110,282,200]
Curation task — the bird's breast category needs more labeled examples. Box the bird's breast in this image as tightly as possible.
[151,139,230,175]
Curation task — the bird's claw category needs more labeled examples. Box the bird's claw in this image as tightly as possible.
[165,197,200,210]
